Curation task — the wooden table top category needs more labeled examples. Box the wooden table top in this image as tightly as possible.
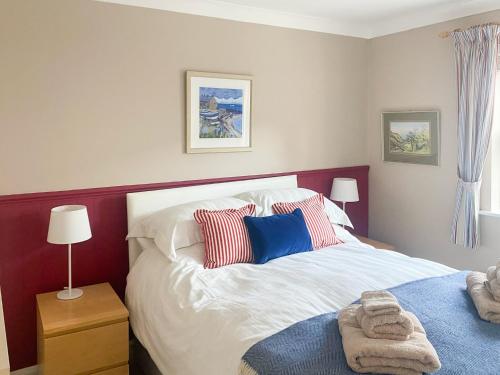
[36,283,128,338]
[355,235,396,251]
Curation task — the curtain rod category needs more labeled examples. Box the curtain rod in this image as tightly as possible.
[439,23,500,38]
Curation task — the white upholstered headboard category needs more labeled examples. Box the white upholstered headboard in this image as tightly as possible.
[126,175,298,267]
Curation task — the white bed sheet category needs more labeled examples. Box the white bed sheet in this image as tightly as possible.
[126,240,456,375]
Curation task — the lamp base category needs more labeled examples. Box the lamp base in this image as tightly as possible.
[57,288,83,300]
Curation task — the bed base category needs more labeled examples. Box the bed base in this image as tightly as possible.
[131,338,162,375]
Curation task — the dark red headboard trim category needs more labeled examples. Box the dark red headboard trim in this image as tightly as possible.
[0,165,368,370]
[0,165,369,203]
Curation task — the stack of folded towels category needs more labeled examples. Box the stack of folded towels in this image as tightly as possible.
[338,290,441,375]
[467,262,500,323]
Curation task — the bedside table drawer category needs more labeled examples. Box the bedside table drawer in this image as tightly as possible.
[95,364,129,375]
[42,321,128,375]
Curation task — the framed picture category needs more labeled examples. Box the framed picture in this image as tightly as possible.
[382,111,440,166]
[186,71,253,153]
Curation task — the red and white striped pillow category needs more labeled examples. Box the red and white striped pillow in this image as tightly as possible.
[194,204,256,269]
[272,194,343,249]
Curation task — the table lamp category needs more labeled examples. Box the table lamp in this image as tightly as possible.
[330,178,359,226]
[47,205,92,300]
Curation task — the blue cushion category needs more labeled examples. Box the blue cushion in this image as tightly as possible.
[243,208,313,264]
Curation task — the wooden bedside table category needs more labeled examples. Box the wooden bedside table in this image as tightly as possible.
[355,235,396,251]
[0,289,9,375]
[37,283,129,375]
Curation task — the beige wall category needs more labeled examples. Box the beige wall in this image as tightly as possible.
[367,10,500,271]
[1,1,498,269]
[0,0,368,195]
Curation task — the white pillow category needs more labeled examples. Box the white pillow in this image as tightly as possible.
[235,188,353,228]
[126,197,251,260]
[333,224,360,243]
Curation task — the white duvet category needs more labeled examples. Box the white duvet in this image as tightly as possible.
[126,238,456,375]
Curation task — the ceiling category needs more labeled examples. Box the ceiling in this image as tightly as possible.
[97,0,500,38]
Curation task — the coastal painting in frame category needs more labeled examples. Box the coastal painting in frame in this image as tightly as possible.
[382,111,440,165]
[186,71,252,153]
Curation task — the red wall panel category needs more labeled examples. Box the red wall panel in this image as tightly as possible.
[0,165,368,370]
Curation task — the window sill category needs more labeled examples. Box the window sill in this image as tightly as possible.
[479,210,500,219]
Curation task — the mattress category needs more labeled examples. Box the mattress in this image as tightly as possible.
[125,238,456,375]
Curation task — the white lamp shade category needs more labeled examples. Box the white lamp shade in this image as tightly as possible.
[47,205,92,245]
[330,178,359,203]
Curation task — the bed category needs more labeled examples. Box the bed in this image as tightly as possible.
[125,175,456,375]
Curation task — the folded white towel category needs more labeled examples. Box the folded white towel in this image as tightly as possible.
[361,290,401,317]
[356,305,414,341]
[485,279,500,302]
[487,266,497,282]
[339,304,441,375]
[467,272,500,324]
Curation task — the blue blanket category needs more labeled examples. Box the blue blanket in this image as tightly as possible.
[242,272,500,374]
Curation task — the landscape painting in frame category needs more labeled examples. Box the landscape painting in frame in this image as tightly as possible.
[382,111,440,166]
[186,71,252,153]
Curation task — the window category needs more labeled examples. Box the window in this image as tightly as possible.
[491,74,500,211]
[482,73,500,213]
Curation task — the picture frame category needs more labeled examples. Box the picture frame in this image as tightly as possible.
[382,111,440,166]
[186,71,253,153]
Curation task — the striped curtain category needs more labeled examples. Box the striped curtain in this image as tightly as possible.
[450,24,500,248]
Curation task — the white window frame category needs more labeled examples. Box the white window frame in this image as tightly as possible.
[481,73,500,214]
